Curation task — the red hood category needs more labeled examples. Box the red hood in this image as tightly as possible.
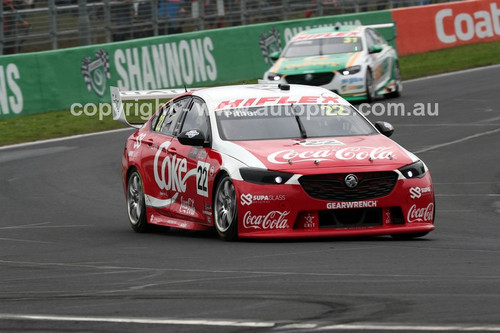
[234,135,414,174]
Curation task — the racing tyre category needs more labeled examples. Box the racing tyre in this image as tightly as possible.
[127,170,149,233]
[365,69,375,103]
[214,175,238,241]
[385,62,402,98]
[391,232,429,240]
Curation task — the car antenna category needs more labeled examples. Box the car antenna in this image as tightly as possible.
[183,84,187,92]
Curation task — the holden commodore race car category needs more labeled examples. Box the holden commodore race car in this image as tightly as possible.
[263,24,402,102]
[111,83,434,240]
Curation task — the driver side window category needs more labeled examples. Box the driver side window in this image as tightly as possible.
[180,99,209,137]
[365,30,377,49]
[157,97,191,136]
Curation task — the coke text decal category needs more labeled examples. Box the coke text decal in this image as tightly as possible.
[267,146,394,164]
[154,141,196,193]
[243,211,290,230]
[407,203,434,223]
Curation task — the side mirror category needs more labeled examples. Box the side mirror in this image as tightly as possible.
[375,121,394,137]
[178,129,208,147]
[269,51,281,61]
[369,45,383,54]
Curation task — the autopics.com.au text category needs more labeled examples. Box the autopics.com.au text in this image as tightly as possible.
[69,101,439,121]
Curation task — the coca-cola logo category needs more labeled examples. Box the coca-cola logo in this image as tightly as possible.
[407,203,434,223]
[179,196,195,215]
[154,141,197,193]
[267,146,395,164]
[243,211,290,230]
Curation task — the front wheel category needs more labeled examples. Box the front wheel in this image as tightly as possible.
[214,175,238,241]
[127,170,149,233]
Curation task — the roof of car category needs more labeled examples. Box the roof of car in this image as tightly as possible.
[189,84,350,111]
[291,25,364,41]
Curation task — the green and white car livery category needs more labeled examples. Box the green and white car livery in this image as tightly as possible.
[263,25,402,102]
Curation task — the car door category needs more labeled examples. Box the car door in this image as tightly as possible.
[140,96,191,216]
[166,97,212,225]
[366,28,393,90]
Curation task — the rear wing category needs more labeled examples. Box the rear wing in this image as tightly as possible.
[366,23,394,30]
[110,86,198,128]
[366,23,397,41]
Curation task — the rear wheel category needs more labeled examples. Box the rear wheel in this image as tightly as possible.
[127,170,149,233]
[214,175,238,241]
[385,62,402,98]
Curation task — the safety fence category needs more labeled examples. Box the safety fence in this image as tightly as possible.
[2,0,456,55]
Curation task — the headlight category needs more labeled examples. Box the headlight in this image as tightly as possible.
[340,65,361,75]
[240,168,293,185]
[267,73,282,81]
[398,160,426,179]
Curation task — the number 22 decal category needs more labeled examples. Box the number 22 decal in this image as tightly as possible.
[196,161,210,197]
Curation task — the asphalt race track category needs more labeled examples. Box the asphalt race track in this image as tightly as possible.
[0,66,499,333]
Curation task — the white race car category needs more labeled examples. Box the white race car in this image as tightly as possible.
[264,25,402,102]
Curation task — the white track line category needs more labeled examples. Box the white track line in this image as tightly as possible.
[0,128,133,151]
[319,323,500,331]
[0,314,500,331]
[414,128,500,154]
[0,314,274,328]
[405,64,500,84]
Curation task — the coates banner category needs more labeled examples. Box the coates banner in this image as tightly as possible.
[0,10,393,119]
[392,0,500,55]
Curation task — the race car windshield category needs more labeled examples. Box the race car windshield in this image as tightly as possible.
[215,104,376,141]
[283,37,363,57]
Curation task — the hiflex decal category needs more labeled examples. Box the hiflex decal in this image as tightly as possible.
[216,95,341,110]
[81,49,111,97]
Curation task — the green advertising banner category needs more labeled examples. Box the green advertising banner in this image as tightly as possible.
[0,10,393,119]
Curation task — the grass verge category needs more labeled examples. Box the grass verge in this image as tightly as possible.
[399,41,500,79]
[1,41,500,146]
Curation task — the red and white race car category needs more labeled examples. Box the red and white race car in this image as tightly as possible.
[111,83,434,240]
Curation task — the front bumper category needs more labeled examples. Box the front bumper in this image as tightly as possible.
[265,70,368,102]
[235,172,435,239]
